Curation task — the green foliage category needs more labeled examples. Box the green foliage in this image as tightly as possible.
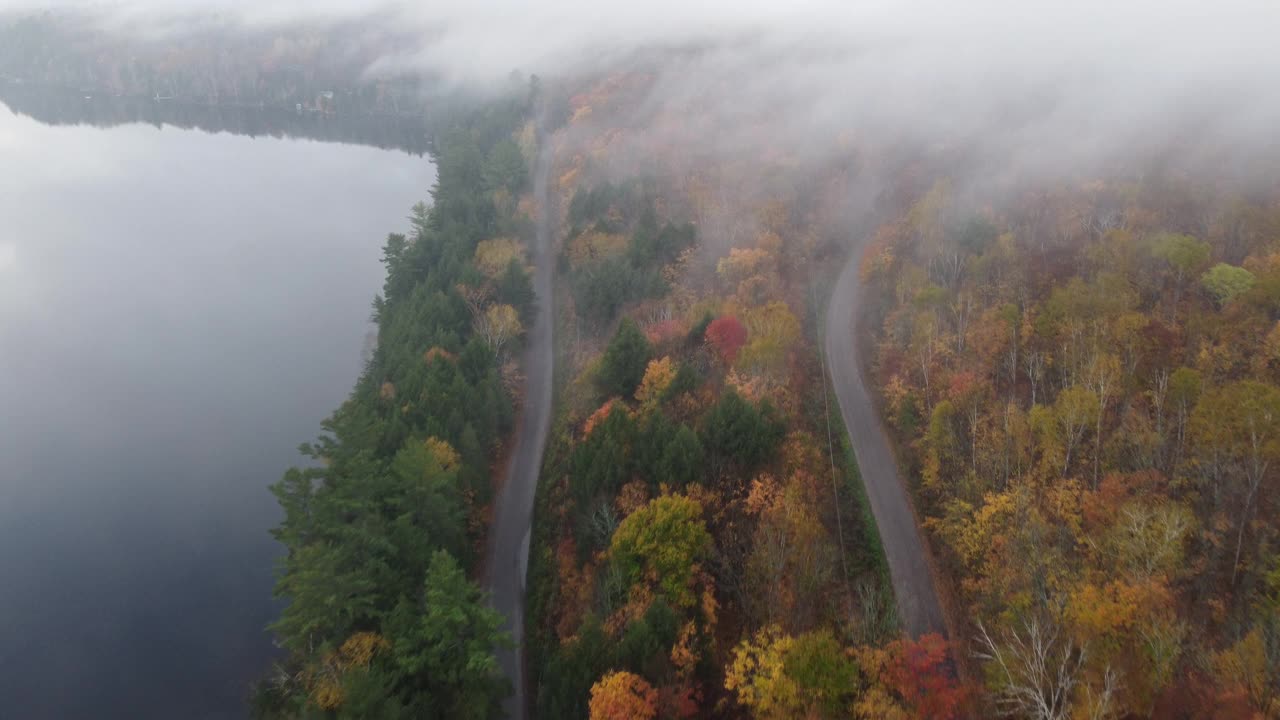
[568,181,643,230]
[1201,262,1256,306]
[664,362,702,400]
[686,313,715,348]
[570,405,636,507]
[570,257,665,327]
[628,205,696,268]
[566,189,685,327]
[482,137,527,195]
[700,388,786,474]
[634,413,705,488]
[263,106,526,717]
[661,425,706,488]
[1152,232,1211,277]
[955,215,999,254]
[384,551,511,720]
[597,319,653,398]
[536,616,612,719]
[496,258,536,325]
[609,494,712,607]
[617,598,680,677]
[783,630,863,718]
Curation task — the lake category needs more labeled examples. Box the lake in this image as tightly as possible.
[0,102,436,718]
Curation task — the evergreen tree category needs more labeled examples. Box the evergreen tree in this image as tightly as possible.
[597,319,652,398]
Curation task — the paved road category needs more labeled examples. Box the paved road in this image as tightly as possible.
[825,249,948,638]
[487,133,554,720]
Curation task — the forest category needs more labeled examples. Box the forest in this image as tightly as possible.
[863,177,1280,718]
[250,65,1280,719]
[523,75,966,720]
[251,92,534,718]
[523,67,1280,719]
[0,10,458,125]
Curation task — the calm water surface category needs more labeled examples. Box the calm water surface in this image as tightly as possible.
[0,104,435,719]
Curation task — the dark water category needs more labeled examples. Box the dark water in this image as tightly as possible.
[0,103,435,719]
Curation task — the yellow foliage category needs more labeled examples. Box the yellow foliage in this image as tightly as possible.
[339,632,389,669]
[425,437,460,473]
[744,301,800,342]
[635,356,676,410]
[477,303,523,351]
[931,489,1019,570]
[516,121,536,164]
[717,247,771,285]
[559,165,581,192]
[570,104,594,125]
[1067,581,1143,642]
[567,230,628,269]
[700,572,719,629]
[311,677,344,711]
[725,626,800,719]
[671,621,700,678]
[1211,629,1277,715]
[745,473,781,515]
[725,368,767,401]
[474,237,526,278]
[589,671,658,720]
[308,632,389,711]
[615,479,650,517]
[736,301,801,376]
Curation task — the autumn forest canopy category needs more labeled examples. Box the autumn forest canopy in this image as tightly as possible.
[5,2,1280,718]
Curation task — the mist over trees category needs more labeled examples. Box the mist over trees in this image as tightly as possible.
[6,1,1280,717]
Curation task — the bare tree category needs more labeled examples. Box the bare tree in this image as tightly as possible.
[1084,353,1120,489]
[975,618,1085,720]
[1025,350,1047,407]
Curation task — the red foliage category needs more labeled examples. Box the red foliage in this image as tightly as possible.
[883,633,966,720]
[658,682,702,719]
[645,319,687,346]
[705,316,747,364]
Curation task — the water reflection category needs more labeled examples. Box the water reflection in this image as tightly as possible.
[0,99,435,719]
[0,79,432,155]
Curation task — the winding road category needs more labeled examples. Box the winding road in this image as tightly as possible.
[486,143,944,716]
[825,248,948,638]
[487,134,554,720]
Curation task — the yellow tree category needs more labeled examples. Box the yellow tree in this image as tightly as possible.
[725,626,801,718]
[738,301,801,378]
[475,303,523,354]
[635,356,676,412]
[473,237,526,278]
[1211,629,1278,717]
[589,671,658,720]
[608,494,711,607]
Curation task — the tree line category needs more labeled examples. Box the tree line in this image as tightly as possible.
[252,94,535,718]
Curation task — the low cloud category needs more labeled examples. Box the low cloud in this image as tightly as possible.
[5,0,1280,188]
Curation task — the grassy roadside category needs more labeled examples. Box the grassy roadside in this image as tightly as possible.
[522,275,577,714]
[805,261,896,630]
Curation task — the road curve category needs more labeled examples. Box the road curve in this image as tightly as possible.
[487,133,555,720]
[825,248,948,638]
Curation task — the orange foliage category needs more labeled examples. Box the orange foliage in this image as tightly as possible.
[879,634,966,720]
[589,671,658,720]
[583,397,624,438]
